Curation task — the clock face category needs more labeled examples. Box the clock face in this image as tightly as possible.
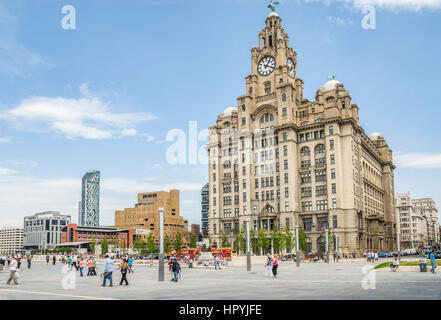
[258,56,276,76]
[287,58,295,78]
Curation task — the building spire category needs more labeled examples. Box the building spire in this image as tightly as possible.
[267,1,280,13]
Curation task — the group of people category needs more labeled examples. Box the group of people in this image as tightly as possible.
[264,254,279,278]
[101,255,135,287]
[364,251,379,263]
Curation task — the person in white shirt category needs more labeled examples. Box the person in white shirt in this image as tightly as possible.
[391,256,399,272]
[6,256,22,285]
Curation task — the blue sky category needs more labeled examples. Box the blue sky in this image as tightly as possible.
[0,0,440,227]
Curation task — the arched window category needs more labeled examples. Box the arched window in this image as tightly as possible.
[224,121,230,127]
[326,96,336,103]
[300,146,310,156]
[315,144,326,154]
[261,113,274,123]
[265,205,275,213]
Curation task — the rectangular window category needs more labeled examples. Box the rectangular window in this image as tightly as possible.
[284,160,288,169]
[283,145,288,156]
[303,218,312,231]
[285,201,290,212]
[282,107,287,116]
[329,126,334,135]
[332,183,337,194]
[283,132,287,141]
[330,139,334,150]
[284,173,288,183]
[331,168,336,179]
[242,117,246,125]
[243,192,247,201]
[330,154,335,164]
[285,187,289,198]
[332,198,337,209]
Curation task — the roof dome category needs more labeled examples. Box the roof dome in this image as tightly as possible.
[369,132,383,141]
[223,107,237,117]
[319,79,342,93]
[268,12,279,18]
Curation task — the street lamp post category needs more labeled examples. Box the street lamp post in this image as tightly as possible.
[158,207,164,282]
[397,231,401,262]
[325,228,329,264]
[246,221,251,272]
[296,225,300,267]
[335,236,339,263]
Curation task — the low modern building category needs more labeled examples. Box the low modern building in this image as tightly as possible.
[114,190,189,246]
[0,227,23,254]
[201,183,210,238]
[23,211,71,250]
[60,223,138,249]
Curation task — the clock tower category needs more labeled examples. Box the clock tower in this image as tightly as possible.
[238,11,304,130]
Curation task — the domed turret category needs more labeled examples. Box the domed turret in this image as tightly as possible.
[319,79,343,93]
[369,132,383,141]
[222,106,237,117]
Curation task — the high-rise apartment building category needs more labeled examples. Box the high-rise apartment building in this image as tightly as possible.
[206,10,397,257]
[413,198,439,247]
[79,170,100,227]
[201,183,210,238]
[395,193,427,248]
[23,211,71,250]
[114,190,189,246]
[0,227,23,254]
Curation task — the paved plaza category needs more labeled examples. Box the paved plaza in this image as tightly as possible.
[0,261,440,300]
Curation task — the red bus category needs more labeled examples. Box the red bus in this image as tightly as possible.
[211,248,237,258]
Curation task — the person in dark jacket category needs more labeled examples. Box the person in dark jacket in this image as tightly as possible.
[118,258,129,285]
[171,258,180,282]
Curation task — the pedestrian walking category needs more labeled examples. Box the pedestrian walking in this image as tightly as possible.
[374,252,379,262]
[118,258,129,286]
[87,258,93,276]
[26,255,32,269]
[215,255,221,270]
[272,255,279,278]
[128,256,134,274]
[101,255,114,287]
[171,258,180,282]
[52,254,57,265]
[45,254,50,265]
[6,256,22,285]
[72,255,78,271]
[79,258,85,277]
[92,257,97,276]
[264,254,272,277]
[430,250,437,274]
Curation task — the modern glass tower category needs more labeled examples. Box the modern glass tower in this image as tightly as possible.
[79,170,100,227]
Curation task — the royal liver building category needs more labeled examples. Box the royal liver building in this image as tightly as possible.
[79,170,100,227]
[206,10,397,257]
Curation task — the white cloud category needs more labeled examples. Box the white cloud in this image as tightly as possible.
[0,137,11,143]
[0,167,17,175]
[327,16,347,26]
[102,178,202,194]
[395,153,441,169]
[303,0,441,11]
[0,89,157,140]
[0,3,53,77]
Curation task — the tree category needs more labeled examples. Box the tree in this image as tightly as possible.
[110,236,119,253]
[320,229,334,252]
[134,237,145,255]
[257,229,270,255]
[271,227,283,255]
[147,233,156,254]
[89,236,96,254]
[190,234,197,249]
[121,239,127,254]
[250,229,257,253]
[237,228,246,254]
[282,225,294,254]
[174,231,183,253]
[298,228,307,252]
[101,237,108,254]
[164,234,172,253]
[221,235,230,248]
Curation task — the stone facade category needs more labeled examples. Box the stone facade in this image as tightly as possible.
[412,198,439,247]
[114,190,189,246]
[206,12,397,257]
